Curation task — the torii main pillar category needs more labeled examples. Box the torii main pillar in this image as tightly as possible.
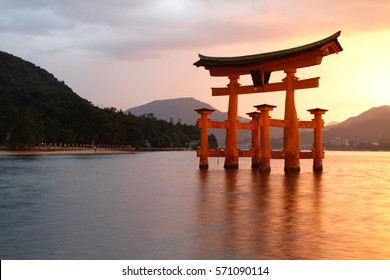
[284,69,300,172]
[224,75,240,168]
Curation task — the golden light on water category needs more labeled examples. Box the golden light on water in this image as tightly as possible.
[1,151,390,259]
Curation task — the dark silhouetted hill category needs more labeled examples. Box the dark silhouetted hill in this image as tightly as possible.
[0,51,202,149]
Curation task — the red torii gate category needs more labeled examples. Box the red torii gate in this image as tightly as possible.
[194,31,343,172]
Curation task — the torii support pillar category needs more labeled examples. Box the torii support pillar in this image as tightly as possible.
[308,108,327,172]
[255,104,276,173]
[283,69,300,172]
[195,108,215,169]
[247,111,261,168]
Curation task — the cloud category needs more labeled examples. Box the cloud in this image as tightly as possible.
[2,0,389,122]
[1,0,390,60]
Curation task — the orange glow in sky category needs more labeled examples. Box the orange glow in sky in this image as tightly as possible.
[228,29,390,123]
[1,0,390,124]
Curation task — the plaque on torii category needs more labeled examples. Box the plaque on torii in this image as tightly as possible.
[194,31,343,171]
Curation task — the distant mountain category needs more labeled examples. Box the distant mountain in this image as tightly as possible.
[126,97,250,125]
[126,97,256,145]
[334,105,390,128]
[301,105,390,145]
[323,105,390,143]
[323,121,341,129]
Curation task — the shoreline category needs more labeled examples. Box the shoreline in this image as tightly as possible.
[0,148,136,156]
[0,147,196,155]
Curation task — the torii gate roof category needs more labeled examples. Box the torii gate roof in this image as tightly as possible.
[194,31,342,76]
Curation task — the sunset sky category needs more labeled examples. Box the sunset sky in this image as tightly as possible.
[1,0,390,124]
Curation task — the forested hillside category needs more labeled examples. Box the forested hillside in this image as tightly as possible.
[0,51,211,149]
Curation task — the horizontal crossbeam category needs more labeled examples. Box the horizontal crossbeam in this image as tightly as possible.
[211,77,319,96]
[198,119,316,129]
[197,149,323,159]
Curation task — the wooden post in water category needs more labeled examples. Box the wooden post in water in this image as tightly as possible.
[255,104,276,173]
[247,111,262,168]
[308,108,327,172]
[195,108,215,169]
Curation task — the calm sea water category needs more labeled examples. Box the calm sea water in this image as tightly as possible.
[1,151,390,260]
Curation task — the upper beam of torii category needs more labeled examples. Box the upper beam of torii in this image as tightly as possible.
[193,31,343,170]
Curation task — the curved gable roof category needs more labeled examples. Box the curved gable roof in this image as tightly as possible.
[194,31,342,72]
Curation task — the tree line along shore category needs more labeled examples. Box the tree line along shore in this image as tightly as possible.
[0,51,221,150]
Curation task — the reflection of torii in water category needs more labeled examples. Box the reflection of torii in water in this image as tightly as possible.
[194,31,343,172]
